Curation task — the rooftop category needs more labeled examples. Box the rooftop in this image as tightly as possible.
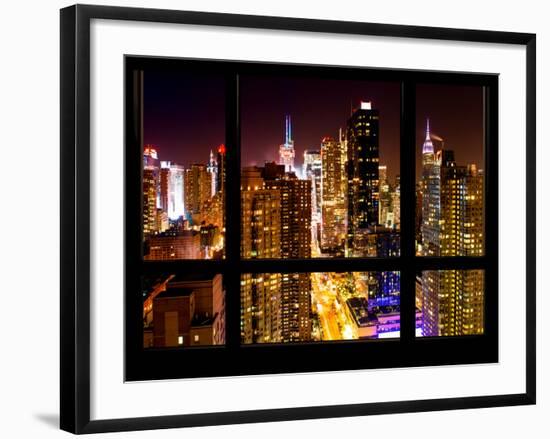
[346,297,378,327]
[155,287,195,299]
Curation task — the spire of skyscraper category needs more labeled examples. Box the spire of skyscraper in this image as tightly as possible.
[279,114,295,172]
[422,118,434,155]
[426,118,430,139]
[285,115,292,145]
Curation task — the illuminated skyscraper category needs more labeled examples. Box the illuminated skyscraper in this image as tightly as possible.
[420,120,484,336]
[391,175,401,229]
[240,168,281,259]
[303,149,322,242]
[240,168,282,343]
[320,136,346,253]
[160,161,185,220]
[379,165,388,185]
[279,115,295,172]
[264,173,312,342]
[378,165,391,227]
[420,119,440,257]
[216,144,226,194]
[346,101,380,256]
[207,149,218,197]
[265,174,311,260]
[415,183,423,246]
[160,165,169,213]
[143,144,159,168]
[143,145,159,239]
[184,164,212,217]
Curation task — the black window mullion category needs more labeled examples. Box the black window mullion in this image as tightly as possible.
[400,80,417,343]
[141,259,226,274]
[224,72,241,350]
[240,257,401,274]
[415,256,488,271]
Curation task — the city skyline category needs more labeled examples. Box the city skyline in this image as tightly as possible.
[143,69,225,169]
[144,73,484,182]
[416,83,485,179]
[241,76,401,179]
[140,68,486,346]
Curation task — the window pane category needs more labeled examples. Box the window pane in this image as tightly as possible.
[416,270,484,337]
[143,273,226,348]
[241,271,400,343]
[241,75,400,259]
[142,69,225,260]
[416,84,485,256]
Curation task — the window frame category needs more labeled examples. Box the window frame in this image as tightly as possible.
[124,56,498,382]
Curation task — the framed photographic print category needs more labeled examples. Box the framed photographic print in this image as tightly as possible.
[60,4,536,434]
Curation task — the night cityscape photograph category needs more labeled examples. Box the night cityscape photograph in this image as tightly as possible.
[139,69,485,348]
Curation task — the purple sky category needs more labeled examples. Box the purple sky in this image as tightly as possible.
[240,75,401,179]
[143,69,484,182]
[143,69,225,166]
[416,84,485,178]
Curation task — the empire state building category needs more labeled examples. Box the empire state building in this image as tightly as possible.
[279,115,295,172]
[420,118,440,257]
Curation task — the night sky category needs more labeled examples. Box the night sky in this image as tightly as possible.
[143,70,484,182]
[416,84,485,179]
[240,76,400,179]
[143,69,225,166]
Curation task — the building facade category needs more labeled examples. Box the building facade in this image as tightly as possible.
[240,168,282,343]
[346,102,380,256]
[419,120,485,336]
[320,135,347,253]
[150,273,225,347]
[184,164,212,217]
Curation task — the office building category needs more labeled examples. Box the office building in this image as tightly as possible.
[184,164,212,216]
[320,135,347,252]
[346,101,380,256]
[419,119,484,336]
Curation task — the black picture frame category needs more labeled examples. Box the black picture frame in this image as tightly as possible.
[60,4,536,434]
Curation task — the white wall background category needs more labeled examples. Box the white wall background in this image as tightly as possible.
[0,0,546,437]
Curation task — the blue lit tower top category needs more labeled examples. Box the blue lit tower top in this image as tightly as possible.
[285,114,292,145]
[279,114,295,172]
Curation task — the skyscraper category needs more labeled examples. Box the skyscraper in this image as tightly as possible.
[240,168,281,259]
[378,165,391,227]
[420,119,440,257]
[160,161,185,220]
[346,101,380,256]
[160,164,170,213]
[240,168,282,343]
[265,174,312,260]
[264,173,312,342]
[303,149,322,243]
[216,144,226,194]
[320,135,346,253]
[419,119,484,336]
[207,149,218,197]
[391,175,401,229]
[279,115,295,172]
[143,145,159,239]
[184,164,212,217]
